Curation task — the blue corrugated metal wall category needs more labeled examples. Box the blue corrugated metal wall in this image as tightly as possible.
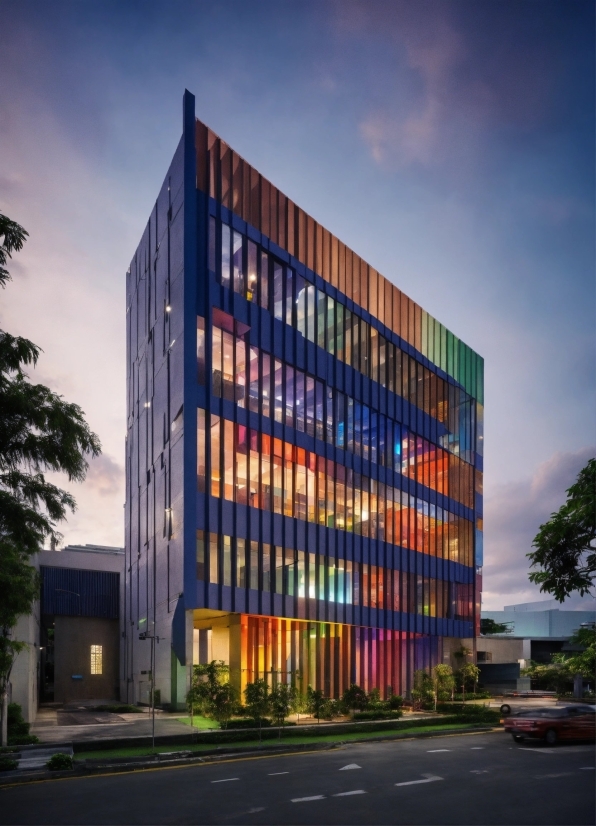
[41,566,119,619]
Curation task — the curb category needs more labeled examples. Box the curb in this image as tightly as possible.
[0,726,498,787]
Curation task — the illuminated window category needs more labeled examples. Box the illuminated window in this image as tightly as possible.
[90,645,103,675]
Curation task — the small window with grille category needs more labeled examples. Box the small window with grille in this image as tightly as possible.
[90,645,103,675]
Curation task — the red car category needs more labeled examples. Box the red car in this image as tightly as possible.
[504,705,596,745]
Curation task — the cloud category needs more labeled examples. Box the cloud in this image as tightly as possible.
[84,454,124,498]
[332,0,560,170]
[482,446,596,610]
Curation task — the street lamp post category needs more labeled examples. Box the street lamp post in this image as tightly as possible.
[139,632,159,750]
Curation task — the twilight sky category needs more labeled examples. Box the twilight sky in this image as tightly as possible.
[1,0,594,610]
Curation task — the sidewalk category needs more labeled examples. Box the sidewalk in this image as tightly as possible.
[32,707,191,744]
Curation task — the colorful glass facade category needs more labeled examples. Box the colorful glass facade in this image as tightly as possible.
[124,92,483,707]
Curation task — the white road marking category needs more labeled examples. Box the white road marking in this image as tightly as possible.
[519,748,555,754]
[339,763,362,770]
[470,770,489,774]
[247,808,266,813]
[333,790,366,797]
[269,771,289,775]
[580,766,595,770]
[291,795,325,803]
[427,749,451,753]
[470,747,484,750]
[535,773,572,779]
[211,778,239,783]
[395,775,443,787]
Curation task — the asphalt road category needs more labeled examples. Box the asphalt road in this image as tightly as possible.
[1,731,594,825]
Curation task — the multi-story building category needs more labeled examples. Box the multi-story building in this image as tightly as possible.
[124,91,484,709]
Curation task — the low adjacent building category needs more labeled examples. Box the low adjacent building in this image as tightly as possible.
[10,544,124,721]
[477,598,595,694]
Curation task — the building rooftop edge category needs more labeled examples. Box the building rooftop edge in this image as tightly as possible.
[193,113,484,396]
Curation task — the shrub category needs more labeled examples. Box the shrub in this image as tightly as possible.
[320,698,342,720]
[340,684,368,715]
[353,709,403,721]
[226,717,272,729]
[7,703,39,746]
[436,704,500,725]
[0,755,18,772]
[388,694,404,710]
[46,753,74,771]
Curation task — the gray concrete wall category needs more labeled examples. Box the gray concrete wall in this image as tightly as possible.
[476,637,530,664]
[9,610,40,723]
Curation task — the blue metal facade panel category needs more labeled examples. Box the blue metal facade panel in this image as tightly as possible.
[41,566,119,619]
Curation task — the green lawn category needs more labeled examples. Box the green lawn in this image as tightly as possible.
[175,716,219,730]
[74,722,484,762]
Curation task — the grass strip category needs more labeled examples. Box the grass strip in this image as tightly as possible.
[74,722,483,762]
[174,717,219,730]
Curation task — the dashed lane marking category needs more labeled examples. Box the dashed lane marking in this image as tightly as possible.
[470,747,484,750]
[291,795,325,803]
[211,778,239,783]
[395,775,443,787]
[427,749,451,753]
[535,773,572,779]
[333,790,367,796]
[580,766,595,770]
[518,748,555,754]
[268,772,289,775]
[339,764,362,770]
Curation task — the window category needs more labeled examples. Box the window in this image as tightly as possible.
[285,267,294,326]
[232,231,243,295]
[90,644,103,675]
[247,241,257,302]
[221,224,231,288]
[196,531,206,580]
[273,262,283,320]
[260,251,269,310]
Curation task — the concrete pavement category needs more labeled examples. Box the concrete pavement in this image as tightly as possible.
[31,707,192,744]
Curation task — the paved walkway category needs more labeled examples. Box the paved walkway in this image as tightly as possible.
[32,707,192,744]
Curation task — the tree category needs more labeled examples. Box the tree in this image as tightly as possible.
[411,670,434,710]
[186,660,230,727]
[244,679,270,742]
[457,663,480,702]
[209,682,237,729]
[480,618,513,635]
[306,686,325,723]
[0,213,27,289]
[340,683,368,718]
[0,213,101,746]
[432,664,455,709]
[563,626,596,679]
[528,458,596,601]
[521,660,572,694]
[270,683,295,737]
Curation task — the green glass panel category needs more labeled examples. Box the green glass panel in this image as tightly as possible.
[427,316,434,364]
[421,311,428,358]
[477,357,484,405]
[434,321,441,371]
[446,330,454,377]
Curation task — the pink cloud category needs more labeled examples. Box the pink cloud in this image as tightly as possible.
[482,446,596,610]
[333,0,556,169]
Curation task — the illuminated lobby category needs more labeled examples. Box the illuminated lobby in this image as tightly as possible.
[124,91,483,707]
